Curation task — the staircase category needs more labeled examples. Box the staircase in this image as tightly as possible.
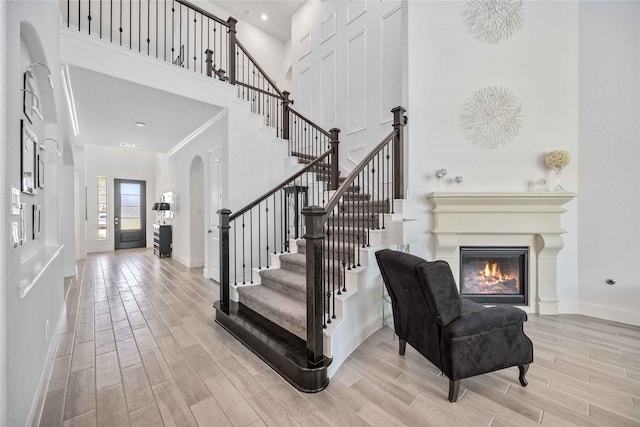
[236,182,391,342]
[64,0,410,393]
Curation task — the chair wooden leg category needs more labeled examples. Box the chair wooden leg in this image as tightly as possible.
[448,380,460,402]
[399,338,406,356]
[518,364,529,387]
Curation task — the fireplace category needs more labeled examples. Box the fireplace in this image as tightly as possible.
[459,247,528,305]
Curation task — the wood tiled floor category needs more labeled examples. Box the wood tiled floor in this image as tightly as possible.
[39,249,640,426]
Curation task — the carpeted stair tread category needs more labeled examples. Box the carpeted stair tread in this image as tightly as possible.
[339,200,390,213]
[238,285,306,340]
[259,268,306,299]
[279,253,306,275]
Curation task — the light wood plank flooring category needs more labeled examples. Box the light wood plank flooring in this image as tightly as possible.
[39,249,640,426]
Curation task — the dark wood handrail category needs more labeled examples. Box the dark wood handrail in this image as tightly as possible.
[322,129,397,222]
[288,107,332,138]
[174,0,229,26]
[236,39,285,99]
[236,81,283,98]
[230,149,333,221]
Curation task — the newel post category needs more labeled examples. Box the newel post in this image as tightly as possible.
[282,91,292,141]
[218,208,231,309]
[227,17,237,85]
[392,106,407,200]
[329,128,340,191]
[205,49,213,77]
[302,206,325,366]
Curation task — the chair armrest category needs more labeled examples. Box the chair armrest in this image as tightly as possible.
[443,306,528,339]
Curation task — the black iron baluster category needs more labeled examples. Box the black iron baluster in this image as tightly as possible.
[129,0,132,49]
[258,204,261,270]
[273,194,276,255]
[200,15,203,73]
[377,152,381,229]
[146,0,150,55]
[138,0,141,52]
[366,164,370,247]
[67,0,70,27]
[88,0,91,35]
[386,142,390,220]
[119,0,122,45]
[242,213,246,284]
[164,0,166,61]
[233,220,237,284]
[250,209,254,283]
[265,202,269,268]
[110,0,113,41]
[78,0,81,31]
[155,0,158,58]
[171,1,174,63]
[100,0,103,38]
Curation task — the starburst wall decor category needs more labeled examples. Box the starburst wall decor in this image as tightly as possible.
[463,0,524,44]
[460,86,523,149]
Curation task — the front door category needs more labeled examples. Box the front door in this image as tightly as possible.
[114,179,146,250]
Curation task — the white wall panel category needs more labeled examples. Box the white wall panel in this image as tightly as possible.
[298,65,312,116]
[299,31,312,59]
[321,12,336,43]
[381,5,402,123]
[348,0,367,25]
[321,50,336,129]
[347,29,366,133]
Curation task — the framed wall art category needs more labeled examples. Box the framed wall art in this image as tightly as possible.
[21,120,37,195]
[37,154,45,189]
[23,72,35,124]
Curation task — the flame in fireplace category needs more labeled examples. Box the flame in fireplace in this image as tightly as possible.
[481,261,511,284]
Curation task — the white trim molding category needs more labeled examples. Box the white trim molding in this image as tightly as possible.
[579,302,640,326]
[428,192,577,315]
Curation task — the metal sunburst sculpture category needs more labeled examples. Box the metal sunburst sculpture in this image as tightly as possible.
[460,85,523,149]
[463,0,524,44]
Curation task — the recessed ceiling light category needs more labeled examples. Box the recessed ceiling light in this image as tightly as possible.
[134,121,146,127]
[261,13,268,21]
[120,143,136,148]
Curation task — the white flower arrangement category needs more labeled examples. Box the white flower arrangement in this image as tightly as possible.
[544,150,571,170]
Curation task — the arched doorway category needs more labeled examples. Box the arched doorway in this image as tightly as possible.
[189,156,205,267]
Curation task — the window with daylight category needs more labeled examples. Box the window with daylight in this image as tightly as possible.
[98,176,107,239]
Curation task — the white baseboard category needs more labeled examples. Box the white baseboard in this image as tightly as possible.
[172,255,204,269]
[27,304,67,427]
[190,258,204,268]
[578,302,640,326]
[64,264,77,278]
[173,254,188,268]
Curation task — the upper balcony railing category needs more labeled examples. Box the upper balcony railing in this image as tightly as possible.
[63,0,336,172]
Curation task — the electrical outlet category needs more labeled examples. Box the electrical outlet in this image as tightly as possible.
[45,320,49,342]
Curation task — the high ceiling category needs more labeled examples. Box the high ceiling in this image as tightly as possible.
[69,66,222,153]
[211,1,306,42]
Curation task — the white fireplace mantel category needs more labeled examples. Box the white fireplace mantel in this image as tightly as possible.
[427,192,576,314]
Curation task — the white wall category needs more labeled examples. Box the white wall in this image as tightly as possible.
[291,0,402,174]
[156,120,225,270]
[84,144,157,252]
[190,156,205,267]
[404,1,580,310]
[0,2,7,423]
[2,1,71,425]
[578,1,640,324]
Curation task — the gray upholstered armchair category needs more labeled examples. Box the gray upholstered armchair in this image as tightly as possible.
[375,249,534,402]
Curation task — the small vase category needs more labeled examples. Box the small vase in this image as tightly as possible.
[551,166,566,192]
